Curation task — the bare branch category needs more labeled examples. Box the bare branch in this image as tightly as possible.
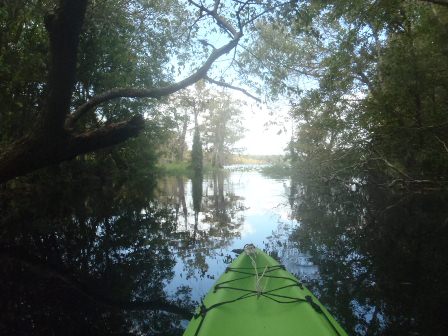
[237,43,322,79]
[382,120,448,131]
[235,0,252,31]
[205,76,261,102]
[355,70,375,93]
[198,38,216,50]
[186,13,206,41]
[188,0,238,37]
[386,178,448,192]
[435,135,448,154]
[237,1,292,29]
[369,156,412,179]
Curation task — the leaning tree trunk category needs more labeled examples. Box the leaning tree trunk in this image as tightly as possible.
[0,0,242,184]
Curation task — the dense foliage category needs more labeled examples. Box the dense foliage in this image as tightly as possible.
[0,0,265,183]
[244,0,448,191]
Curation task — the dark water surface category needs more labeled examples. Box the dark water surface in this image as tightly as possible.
[1,165,448,335]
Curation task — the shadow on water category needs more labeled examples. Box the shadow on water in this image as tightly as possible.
[0,161,193,336]
[279,173,448,335]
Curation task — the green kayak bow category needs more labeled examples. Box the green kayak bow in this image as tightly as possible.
[183,245,348,336]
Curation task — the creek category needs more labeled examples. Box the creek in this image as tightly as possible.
[1,165,447,335]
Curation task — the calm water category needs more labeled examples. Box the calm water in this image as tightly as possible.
[157,168,317,302]
[2,165,448,335]
[156,166,448,335]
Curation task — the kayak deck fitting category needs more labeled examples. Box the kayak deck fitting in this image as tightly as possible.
[183,245,347,336]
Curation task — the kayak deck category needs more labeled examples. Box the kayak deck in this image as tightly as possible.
[183,246,347,336]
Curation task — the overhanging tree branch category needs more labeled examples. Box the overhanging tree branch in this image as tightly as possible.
[0,0,249,183]
[66,36,241,128]
[0,116,145,184]
[66,0,246,128]
[66,115,146,158]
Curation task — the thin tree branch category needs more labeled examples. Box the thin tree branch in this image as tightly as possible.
[237,43,322,79]
[434,135,448,154]
[189,0,238,37]
[67,8,242,128]
[205,76,261,102]
[369,155,412,179]
[378,120,448,131]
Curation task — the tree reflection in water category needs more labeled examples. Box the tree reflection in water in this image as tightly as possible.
[5,162,444,335]
[278,173,448,335]
[157,170,245,280]
[0,164,192,336]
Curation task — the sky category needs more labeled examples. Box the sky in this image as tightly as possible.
[172,1,293,156]
[231,92,292,156]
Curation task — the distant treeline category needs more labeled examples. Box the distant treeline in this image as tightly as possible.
[228,154,284,165]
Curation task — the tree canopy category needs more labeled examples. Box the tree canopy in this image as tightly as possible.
[242,0,448,190]
[0,0,273,183]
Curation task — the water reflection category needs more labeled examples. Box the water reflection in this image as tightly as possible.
[284,175,448,335]
[158,169,297,300]
[0,166,192,335]
[263,223,319,282]
[3,163,443,335]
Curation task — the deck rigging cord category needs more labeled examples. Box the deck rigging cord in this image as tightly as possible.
[244,243,269,297]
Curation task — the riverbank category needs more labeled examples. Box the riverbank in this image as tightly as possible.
[158,155,289,177]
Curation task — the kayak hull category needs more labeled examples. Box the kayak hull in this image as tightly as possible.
[183,247,347,336]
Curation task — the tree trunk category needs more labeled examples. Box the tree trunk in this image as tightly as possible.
[176,110,189,161]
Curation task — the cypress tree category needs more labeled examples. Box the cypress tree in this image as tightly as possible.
[191,127,203,176]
